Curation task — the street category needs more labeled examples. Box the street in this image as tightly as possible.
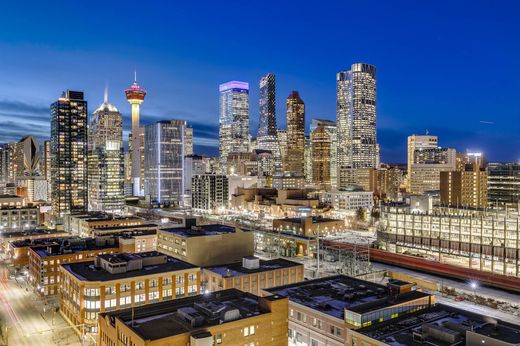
[0,262,81,346]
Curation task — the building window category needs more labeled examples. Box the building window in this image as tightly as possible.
[311,339,318,346]
[249,325,255,335]
[243,327,249,337]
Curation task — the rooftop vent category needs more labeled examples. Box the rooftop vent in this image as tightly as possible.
[242,256,260,270]
[178,307,205,328]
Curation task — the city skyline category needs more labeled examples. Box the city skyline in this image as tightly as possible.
[1,1,520,163]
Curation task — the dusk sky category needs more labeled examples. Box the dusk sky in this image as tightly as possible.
[0,1,519,162]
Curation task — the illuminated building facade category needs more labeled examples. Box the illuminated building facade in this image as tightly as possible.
[487,162,520,208]
[407,134,438,186]
[191,174,229,211]
[257,73,281,174]
[310,119,337,189]
[184,126,193,156]
[284,91,305,176]
[440,159,487,208]
[50,90,88,217]
[14,135,40,177]
[144,120,186,207]
[337,63,378,188]
[410,147,456,194]
[219,81,250,170]
[311,124,331,190]
[125,74,147,196]
[88,93,125,213]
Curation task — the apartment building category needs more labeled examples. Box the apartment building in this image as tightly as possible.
[59,251,200,334]
[63,212,144,236]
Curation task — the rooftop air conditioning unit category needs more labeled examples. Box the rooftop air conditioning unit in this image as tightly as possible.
[242,256,260,270]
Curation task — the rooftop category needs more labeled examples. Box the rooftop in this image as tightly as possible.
[32,238,118,258]
[358,304,520,345]
[205,258,302,278]
[93,224,157,232]
[0,228,66,239]
[62,252,197,281]
[266,275,429,319]
[10,236,71,248]
[100,289,273,340]
[280,216,341,224]
[160,224,239,238]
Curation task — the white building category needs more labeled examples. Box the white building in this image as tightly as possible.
[322,190,374,211]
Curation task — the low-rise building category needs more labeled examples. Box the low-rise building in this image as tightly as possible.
[0,195,39,231]
[28,237,120,295]
[89,223,158,236]
[114,229,157,253]
[8,236,71,269]
[351,304,520,346]
[273,216,345,237]
[272,175,306,190]
[203,256,304,295]
[97,288,288,346]
[321,189,374,212]
[157,224,254,266]
[63,212,144,236]
[0,228,68,255]
[59,251,200,334]
[266,275,434,346]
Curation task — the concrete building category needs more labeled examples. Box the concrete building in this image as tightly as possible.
[184,126,193,156]
[63,213,144,237]
[273,216,345,237]
[7,234,70,269]
[440,160,487,208]
[266,275,434,346]
[407,134,438,187]
[191,174,229,211]
[272,174,306,190]
[13,135,40,178]
[0,197,39,231]
[351,304,520,346]
[97,288,288,346]
[16,176,48,202]
[184,155,210,206]
[410,147,456,194]
[311,124,332,191]
[310,119,337,189]
[337,64,379,188]
[59,251,200,334]
[203,256,304,296]
[321,189,374,212]
[157,224,254,267]
[487,162,520,208]
[368,166,403,202]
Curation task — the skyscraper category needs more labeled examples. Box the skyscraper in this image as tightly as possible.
[88,91,125,213]
[219,81,249,171]
[184,126,194,156]
[310,119,337,189]
[311,124,331,190]
[144,120,186,207]
[284,91,305,176]
[125,73,147,196]
[50,90,88,217]
[257,73,281,174]
[14,135,40,177]
[336,63,378,189]
[0,143,14,182]
[407,134,438,188]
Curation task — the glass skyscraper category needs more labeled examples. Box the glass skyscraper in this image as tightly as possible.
[50,90,88,217]
[219,81,250,171]
[144,120,186,207]
[88,93,125,213]
[336,63,378,189]
[284,91,305,176]
[257,74,281,174]
[310,119,337,189]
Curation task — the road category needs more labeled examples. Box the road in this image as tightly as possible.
[0,262,81,346]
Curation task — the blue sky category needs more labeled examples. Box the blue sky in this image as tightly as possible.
[0,1,519,162]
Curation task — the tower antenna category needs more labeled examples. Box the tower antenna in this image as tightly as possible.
[134,69,137,83]
[104,82,109,103]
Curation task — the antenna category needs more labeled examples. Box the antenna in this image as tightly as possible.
[104,82,109,103]
[134,69,137,83]
[425,129,429,135]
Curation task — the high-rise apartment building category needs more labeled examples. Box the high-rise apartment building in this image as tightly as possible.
[0,143,12,182]
[50,90,88,217]
[284,91,305,176]
[144,120,186,207]
[43,140,51,199]
[277,129,288,169]
[304,136,312,183]
[125,74,147,196]
[311,124,331,190]
[191,174,229,211]
[336,63,378,189]
[410,147,456,194]
[257,73,281,174]
[219,81,250,170]
[184,126,193,156]
[487,162,520,208]
[440,153,487,208]
[88,93,125,213]
[310,119,337,189]
[407,134,438,188]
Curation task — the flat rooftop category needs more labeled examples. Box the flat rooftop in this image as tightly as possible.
[160,224,239,237]
[94,224,157,232]
[205,258,302,277]
[358,304,520,345]
[281,217,341,223]
[266,275,429,319]
[62,253,197,281]
[10,236,71,248]
[100,289,272,340]
[70,213,142,222]
[0,229,66,239]
[32,239,118,258]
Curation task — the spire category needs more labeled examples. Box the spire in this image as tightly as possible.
[134,69,137,83]
[104,82,109,103]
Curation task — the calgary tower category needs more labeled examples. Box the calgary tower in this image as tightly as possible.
[125,72,147,196]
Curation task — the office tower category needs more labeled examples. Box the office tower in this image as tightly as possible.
[336,63,378,189]
[13,136,40,177]
[219,81,250,170]
[310,119,338,189]
[125,73,147,196]
[144,120,185,207]
[183,155,210,207]
[311,124,331,190]
[50,90,88,217]
[277,129,287,169]
[440,158,487,208]
[407,134,438,188]
[257,73,281,174]
[410,147,456,194]
[191,174,229,211]
[304,136,312,183]
[368,165,403,202]
[184,126,193,156]
[43,140,51,200]
[87,92,125,213]
[0,143,13,182]
[284,91,305,176]
[487,162,520,208]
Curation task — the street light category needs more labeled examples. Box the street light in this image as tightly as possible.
[470,281,478,298]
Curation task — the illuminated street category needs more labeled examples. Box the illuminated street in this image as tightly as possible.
[0,262,81,346]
